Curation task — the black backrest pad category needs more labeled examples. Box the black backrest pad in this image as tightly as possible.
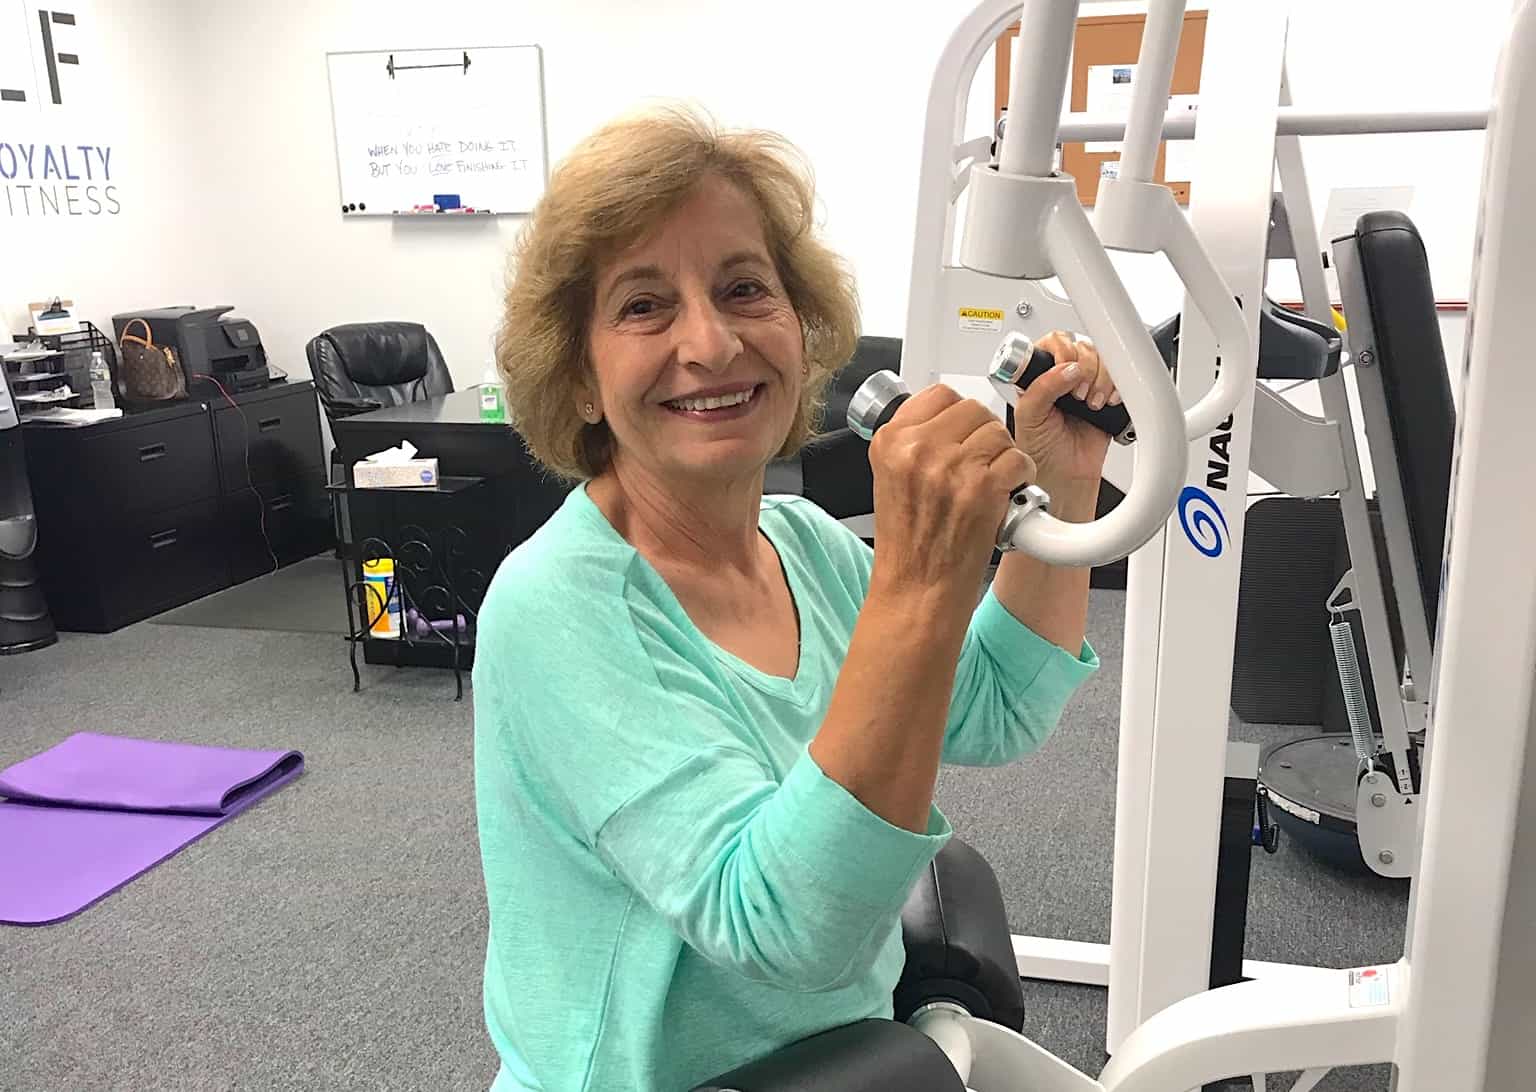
[1354,210,1455,638]
[820,336,901,431]
[688,1019,966,1092]
[799,336,900,519]
[894,836,1025,1032]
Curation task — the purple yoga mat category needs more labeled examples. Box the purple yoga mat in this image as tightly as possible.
[0,732,303,926]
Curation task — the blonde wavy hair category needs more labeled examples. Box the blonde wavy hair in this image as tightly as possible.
[496,104,861,482]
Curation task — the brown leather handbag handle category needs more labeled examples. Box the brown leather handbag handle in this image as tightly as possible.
[119,317,154,350]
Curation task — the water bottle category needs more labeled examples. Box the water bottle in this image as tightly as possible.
[89,350,114,409]
[479,358,505,424]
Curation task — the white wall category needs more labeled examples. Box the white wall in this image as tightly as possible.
[7,0,1512,412]
[0,0,234,341]
[1276,0,1505,386]
[170,0,995,394]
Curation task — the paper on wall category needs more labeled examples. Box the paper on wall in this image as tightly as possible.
[1085,63,1137,153]
[1321,186,1416,244]
[1162,94,1200,181]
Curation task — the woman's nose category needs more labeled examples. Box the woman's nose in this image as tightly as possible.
[673,299,742,371]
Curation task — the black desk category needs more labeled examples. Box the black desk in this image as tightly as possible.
[23,380,329,631]
[331,389,571,673]
[332,388,570,555]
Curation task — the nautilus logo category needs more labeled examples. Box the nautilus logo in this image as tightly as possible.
[1178,486,1229,558]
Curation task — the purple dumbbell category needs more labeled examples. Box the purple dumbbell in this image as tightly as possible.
[405,608,468,639]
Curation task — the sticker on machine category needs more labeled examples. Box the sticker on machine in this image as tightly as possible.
[958,307,1005,333]
[1348,966,1392,1008]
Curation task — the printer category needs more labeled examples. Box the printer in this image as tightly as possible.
[111,306,271,398]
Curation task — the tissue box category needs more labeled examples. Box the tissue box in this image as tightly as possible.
[353,458,440,489]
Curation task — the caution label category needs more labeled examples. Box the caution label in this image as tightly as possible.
[959,307,1005,333]
[1348,966,1392,1008]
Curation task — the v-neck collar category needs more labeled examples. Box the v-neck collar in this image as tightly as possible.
[572,484,820,706]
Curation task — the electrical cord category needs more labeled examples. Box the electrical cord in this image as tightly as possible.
[193,373,280,576]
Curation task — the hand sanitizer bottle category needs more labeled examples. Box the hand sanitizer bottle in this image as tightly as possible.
[479,358,505,423]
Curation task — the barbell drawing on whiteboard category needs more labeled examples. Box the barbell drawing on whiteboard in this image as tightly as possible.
[327,45,549,217]
[386,51,470,78]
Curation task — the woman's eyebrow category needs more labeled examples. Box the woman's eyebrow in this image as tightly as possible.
[601,251,771,300]
[602,264,667,297]
[719,250,772,273]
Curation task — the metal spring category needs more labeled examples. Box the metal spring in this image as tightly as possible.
[1330,618,1377,771]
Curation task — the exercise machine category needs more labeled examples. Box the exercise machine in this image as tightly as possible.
[899,0,1492,1064]
[693,0,1534,1087]
[1252,210,1455,880]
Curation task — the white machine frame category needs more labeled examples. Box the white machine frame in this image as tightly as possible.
[894,0,1536,1087]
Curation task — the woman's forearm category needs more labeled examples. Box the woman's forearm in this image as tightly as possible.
[812,478,1100,832]
[989,477,1100,654]
[810,581,975,833]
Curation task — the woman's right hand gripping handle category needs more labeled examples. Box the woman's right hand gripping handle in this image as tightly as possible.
[809,386,1035,833]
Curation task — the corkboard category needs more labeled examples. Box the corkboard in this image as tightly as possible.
[994,11,1207,206]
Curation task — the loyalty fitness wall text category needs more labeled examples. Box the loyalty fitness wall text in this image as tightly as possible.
[1,6,122,216]
[0,140,117,216]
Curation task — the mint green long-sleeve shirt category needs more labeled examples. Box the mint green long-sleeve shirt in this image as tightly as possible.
[472,485,1097,1091]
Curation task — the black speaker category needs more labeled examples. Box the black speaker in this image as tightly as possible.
[0,372,58,655]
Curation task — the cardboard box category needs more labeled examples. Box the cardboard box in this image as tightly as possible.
[353,457,440,489]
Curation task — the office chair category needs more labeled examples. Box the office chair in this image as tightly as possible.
[306,322,456,555]
[307,322,455,421]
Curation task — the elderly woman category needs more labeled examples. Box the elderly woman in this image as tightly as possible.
[473,106,1112,1092]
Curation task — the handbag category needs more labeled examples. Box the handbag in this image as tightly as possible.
[117,318,187,402]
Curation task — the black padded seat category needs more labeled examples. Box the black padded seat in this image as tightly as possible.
[1346,210,1455,637]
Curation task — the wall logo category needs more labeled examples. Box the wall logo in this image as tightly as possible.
[1,6,81,107]
[1178,485,1229,558]
[1,4,119,218]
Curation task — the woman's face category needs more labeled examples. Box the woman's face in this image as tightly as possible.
[585,174,805,492]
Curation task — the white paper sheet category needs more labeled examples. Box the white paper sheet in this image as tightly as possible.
[1321,186,1416,244]
[1085,63,1137,152]
[1162,94,1200,181]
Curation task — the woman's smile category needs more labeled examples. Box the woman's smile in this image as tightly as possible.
[660,382,766,422]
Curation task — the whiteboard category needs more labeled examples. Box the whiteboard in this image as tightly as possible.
[325,46,547,216]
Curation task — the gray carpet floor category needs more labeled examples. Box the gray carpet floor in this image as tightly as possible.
[153,557,352,635]
[0,590,1405,1091]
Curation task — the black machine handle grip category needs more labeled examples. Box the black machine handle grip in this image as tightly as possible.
[138,442,167,462]
[258,416,282,432]
[988,333,1134,442]
[269,494,294,512]
[148,529,179,550]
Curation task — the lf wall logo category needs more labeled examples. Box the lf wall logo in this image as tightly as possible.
[0,4,118,218]
[0,5,83,107]
[1179,410,1234,557]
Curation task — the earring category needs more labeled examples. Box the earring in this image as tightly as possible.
[583,401,595,420]
[801,362,809,377]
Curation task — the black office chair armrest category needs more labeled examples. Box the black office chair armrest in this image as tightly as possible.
[325,398,384,418]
